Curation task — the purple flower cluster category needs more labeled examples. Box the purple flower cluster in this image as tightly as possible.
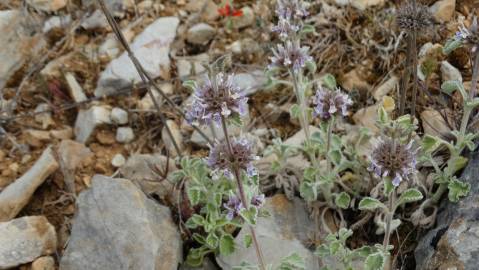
[207,137,258,179]
[185,73,248,127]
[272,19,300,40]
[313,87,352,121]
[224,193,265,220]
[275,0,309,21]
[368,138,418,187]
[269,40,312,71]
[456,17,479,49]
[224,195,243,220]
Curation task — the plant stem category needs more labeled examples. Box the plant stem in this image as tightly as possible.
[469,49,479,99]
[324,117,335,205]
[290,70,311,144]
[220,116,266,270]
[382,190,395,250]
[399,34,414,116]
[409,29,419,134]
[382,189,396,270]
[431,183,448,204]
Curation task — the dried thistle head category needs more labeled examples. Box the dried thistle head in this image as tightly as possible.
[369,138,418,186]
[313,87,352,121]
[207,137,258,179]
[269,40,312,71]
[396,2,433,33]
[456,17,479,49]
[185,73,248,127]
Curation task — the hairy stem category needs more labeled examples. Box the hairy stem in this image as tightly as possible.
[220,116,266,270]
[383,189,396,270]
[399,34,414,116]
[409,29,419,136]
[469,49,479,99]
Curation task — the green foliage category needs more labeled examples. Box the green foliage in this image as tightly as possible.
[335,192,351,209]
[448,178,471,202]
[277,253,306,270]
[177,157,242,266]
[396,188,423,207]
[364,252,386,270]
[358,197,386,211]
[316,229,376,270]
[322,73,337,89]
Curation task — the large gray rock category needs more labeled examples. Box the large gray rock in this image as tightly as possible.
[95,17,179,97]
[0,216,57,269]
[0,10,45,90]
[216,194,319,269]
[415,150,479,270]
[60,175,182,270]
[119,154,178,199]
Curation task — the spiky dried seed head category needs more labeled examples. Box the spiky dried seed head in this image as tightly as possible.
[369,138,418,186]
[207,137,258,179]
[396,3,433,32]
[313,87,353,121]
[185,73,248,127]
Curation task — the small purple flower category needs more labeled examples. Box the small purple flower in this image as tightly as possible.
[368,138,418,187]
[276,0,309,21]
[269,40,312,71]
[456,17,479,49]
[224,195,243,220]
[251,194,265,208]
[313,87,352,121]
[185,73,248,127]
[271,17,300,39]
[207,137,259,179]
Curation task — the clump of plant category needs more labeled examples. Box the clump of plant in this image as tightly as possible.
[178,70,306,270]
[177,72,267,268]
[261,1,477,269]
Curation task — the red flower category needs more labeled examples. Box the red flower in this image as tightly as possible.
[218,3,243,17]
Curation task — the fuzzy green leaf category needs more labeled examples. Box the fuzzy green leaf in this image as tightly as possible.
[422,135,442,153]
[364,252,386,270]
[396,188,423,206]
[240,207,258,225]
[358,197,386,211]
[206,233,219,248]
[448,178,471,202]
[322,74,337,89]
[300,182,317,202]
[443,38,463,55]
[289,104,301,119]
[278,253,306,270]
[244,234,253,248]
[219,234,235,255]
[441,80,467,100]
[335,192,351,209]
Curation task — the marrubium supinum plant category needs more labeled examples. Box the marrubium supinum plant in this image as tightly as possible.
[358,109,424,270]
[181,71,267,269]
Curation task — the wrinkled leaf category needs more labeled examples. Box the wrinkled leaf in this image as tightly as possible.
[358,197,386,211]
[335,192,351,209]
[448,178,471,202]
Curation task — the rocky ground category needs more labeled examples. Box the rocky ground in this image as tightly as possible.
[0,0,479,269]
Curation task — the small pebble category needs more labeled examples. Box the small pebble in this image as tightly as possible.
[111,154,126,168]
[31,256,55,270]
[116,127,135,143]
[110,107,129,125]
